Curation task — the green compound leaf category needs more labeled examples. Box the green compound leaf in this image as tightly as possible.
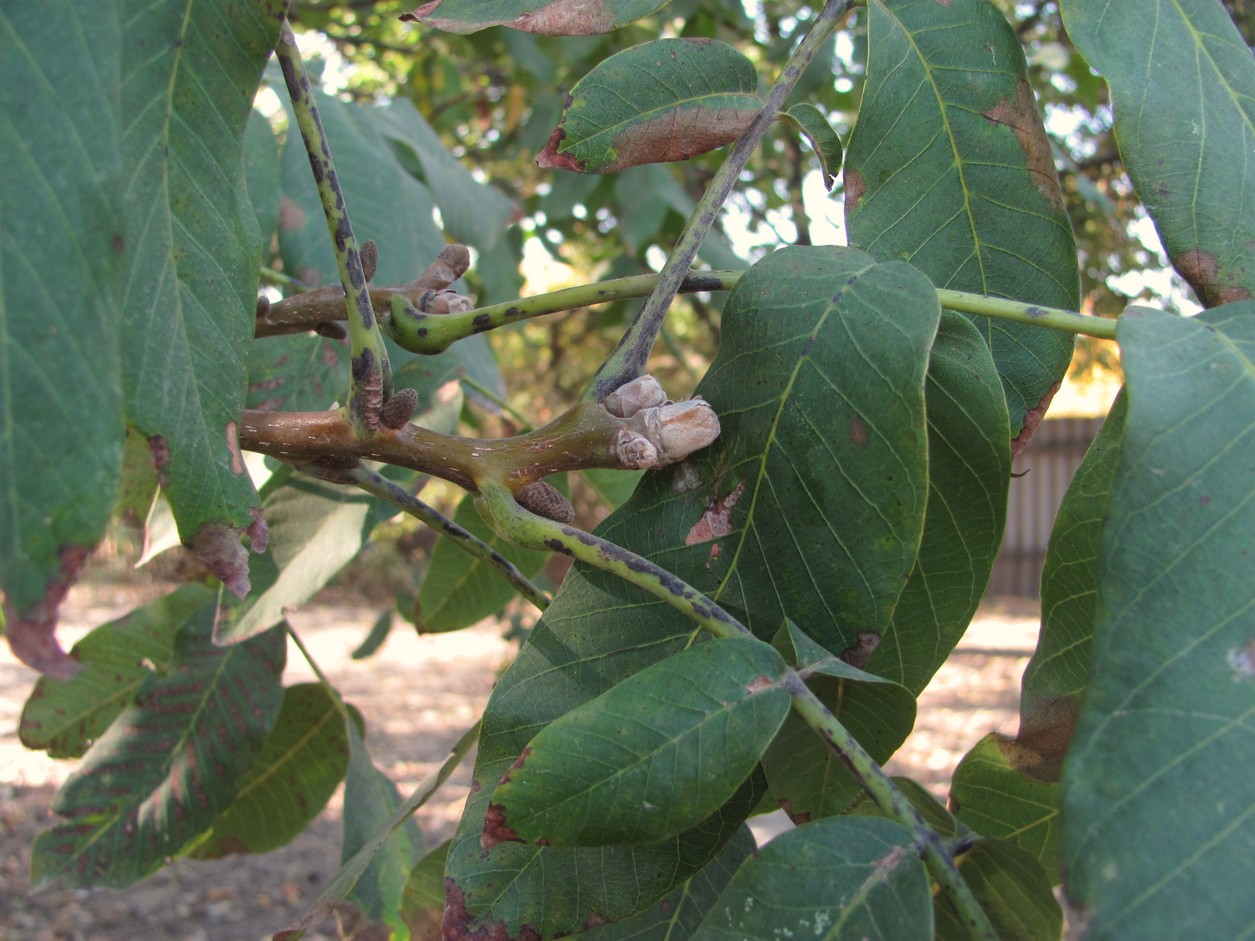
[402,0,674,35]
[763,622,916,822]
[31,611,286,888]
[1061,0,1255,307]
[844,0,1078,437]
[119,0,283,596]
[691,817,932,941]
[934,839,1061,941]
[488,637,790,847]
[780,103,843,190]
[414,491,550,633]
[445,246,936,938]
[870,311,1010,695]
[537,39,761,174]
[19,585,216,759]
[0,5,124,675]
[194,683,350,859]
[1062,304,1255,940]
[950,734,1062,884]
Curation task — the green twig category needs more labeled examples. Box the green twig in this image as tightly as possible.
[476,481,999,941]
[787,680,1000,941]
[583,0,854,403]
[384,271,742,355]
[344,465,551,614]
[938,289,1116,339]
[275,21,390,435]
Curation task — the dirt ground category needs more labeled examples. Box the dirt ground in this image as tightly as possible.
[1,583,1041,941]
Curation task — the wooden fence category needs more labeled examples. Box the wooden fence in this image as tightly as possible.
[986,415,1108,597]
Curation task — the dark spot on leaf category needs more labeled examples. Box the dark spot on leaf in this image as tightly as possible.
[111,233,124,252]
[849,415,870,448]
[1200,495,1212,507]
[2,545,90,678]
[982,80,1065,213]
[844,168,866,213]
[147,434,170,474]
[839,630,881,669]
[583,910,611,930]
[481,802,523,849]
[536,127,584,172]
[685,481,745,545]
[1011,380,1060,456]
[444,879,543,941]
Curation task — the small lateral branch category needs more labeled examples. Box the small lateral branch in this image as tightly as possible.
[274,20,389,435]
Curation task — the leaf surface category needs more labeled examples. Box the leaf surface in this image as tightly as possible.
[950,734,1061,883]
[194,683,349,858]
[844,0,1078,436]
[0,5,124,674]
[119,0,283,596]
[1015,395,1125,781]
[870,312,1010,694]
[690,817,932,941]
[341,721,424,930]
[537,39,761,173]
[402,0,674,35]
[1061,0,1255,306]
[576,827,757,941]
[1061,304,1255,939]
[489,637,790,846]
[31,611,285,887]
[19,585,215,759]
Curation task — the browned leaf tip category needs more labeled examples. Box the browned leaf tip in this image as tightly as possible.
[190,517,267,601]
[1172,248,1253,307]
[536,127,584,172]
[3,545,91,678]
[1011,380,1061,456]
